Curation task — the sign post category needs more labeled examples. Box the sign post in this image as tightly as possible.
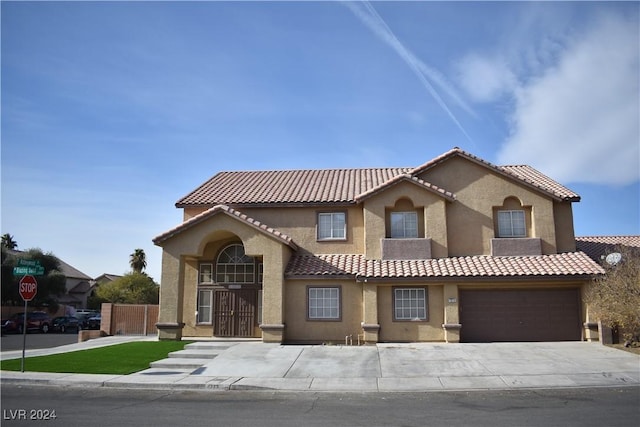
[16,272,39,372]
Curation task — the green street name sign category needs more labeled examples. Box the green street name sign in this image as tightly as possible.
[13,260,44,276]
[13,266,45,276]
[17,259,41,267]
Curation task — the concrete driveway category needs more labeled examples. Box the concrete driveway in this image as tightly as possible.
[193,341,640,391]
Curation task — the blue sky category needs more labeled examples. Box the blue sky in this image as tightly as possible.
[2,1,638,282]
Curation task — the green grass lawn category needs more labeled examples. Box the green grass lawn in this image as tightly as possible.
[0,341,192,375]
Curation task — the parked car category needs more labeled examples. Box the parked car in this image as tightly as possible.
[1,311,52,334]
[87,314,101,330]
[52,316,80,333]
[74,310,99,329]
[0,314,20,334]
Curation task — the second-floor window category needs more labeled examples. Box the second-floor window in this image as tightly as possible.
[497,210,526,237]
[317,212,346,240]
[390,212,418,238]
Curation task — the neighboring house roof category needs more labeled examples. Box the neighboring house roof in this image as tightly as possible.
[69,281,92,294]
[176,148,579,207]
[576,236,640,262]
[56,258,92,280]
[285,252,604,280]
[94,273,122,283]
[154,204,298,249]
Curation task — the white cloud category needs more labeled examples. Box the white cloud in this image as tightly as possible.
[497,13,639,186]
[456,54,518,103]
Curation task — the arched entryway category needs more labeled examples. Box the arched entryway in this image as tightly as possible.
[198,243,263,337]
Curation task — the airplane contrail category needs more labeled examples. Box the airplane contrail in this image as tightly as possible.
[344,1,474,143]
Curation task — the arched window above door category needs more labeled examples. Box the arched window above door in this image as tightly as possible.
[216,244,255,283]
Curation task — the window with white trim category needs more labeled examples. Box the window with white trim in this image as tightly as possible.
[497,210,526,237]
[390,212,418,238]
[199,263,213,284]
[394,288,427,320]
[197,289,213,324]
[216,244,255,283]
[317,212,346,240]
[308,287,340,320]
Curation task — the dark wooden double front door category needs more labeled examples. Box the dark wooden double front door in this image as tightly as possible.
[213,289,257,337]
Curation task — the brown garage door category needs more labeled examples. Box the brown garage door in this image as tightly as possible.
[460,288,581,342]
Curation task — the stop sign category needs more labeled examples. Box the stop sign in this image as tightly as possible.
[19,275,37,301]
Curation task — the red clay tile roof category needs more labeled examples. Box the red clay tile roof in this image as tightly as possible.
[354,174,456,202]
[411,147,580,202]
[176,148,579,207]
[285,252,604,279]
[500,165,580,201]
[153,205,297,249]
[177,168,411,207]
[576,236,640,261]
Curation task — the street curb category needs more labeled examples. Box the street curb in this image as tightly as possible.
[3,374,639,393]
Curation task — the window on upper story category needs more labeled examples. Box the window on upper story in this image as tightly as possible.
[390,212,418,238]
[393,288,428,321]
[317,212,346,241]
[497,210,526,237]
[308,286,341,320]
[216,243,255,283]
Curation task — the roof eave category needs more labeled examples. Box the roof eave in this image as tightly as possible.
[153,205,298,250]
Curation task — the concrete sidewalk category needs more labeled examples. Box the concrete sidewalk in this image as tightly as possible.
[1,338,639,392]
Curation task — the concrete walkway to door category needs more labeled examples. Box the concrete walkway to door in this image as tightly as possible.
[2,340,639,392]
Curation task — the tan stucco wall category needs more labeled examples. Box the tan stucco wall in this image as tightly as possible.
[240,206,365,255]
[284,279,363,343]
[554,201,577,252]
[377,284,445,342]
[156,213,292,340]
[362,181,449,259]
[157,250,185,339]
[416,156,568,255]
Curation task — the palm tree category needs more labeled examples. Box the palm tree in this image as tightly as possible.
[129,249,147,273]
[1,234,17,249]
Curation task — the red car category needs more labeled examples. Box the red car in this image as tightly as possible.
[1,311,52,334]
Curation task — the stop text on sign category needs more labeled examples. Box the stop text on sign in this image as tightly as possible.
[18,275,38,301]
[20,281,36,293]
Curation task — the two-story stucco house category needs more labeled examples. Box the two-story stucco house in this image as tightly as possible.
[153,148,605,344]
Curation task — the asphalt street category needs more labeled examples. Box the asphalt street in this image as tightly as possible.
[1,384,638,427]
[0,331,78,351]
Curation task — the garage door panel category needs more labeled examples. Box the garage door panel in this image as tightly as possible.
[460,289,581,342]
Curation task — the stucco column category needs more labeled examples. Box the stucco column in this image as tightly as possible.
[362,282,380,343]
[425,201,448,258]
[363,203,385,259]
[259,244,288,343]
[442,283,461,343]
[156,250,185,340]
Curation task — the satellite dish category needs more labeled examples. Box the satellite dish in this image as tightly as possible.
[605,252,622,266]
